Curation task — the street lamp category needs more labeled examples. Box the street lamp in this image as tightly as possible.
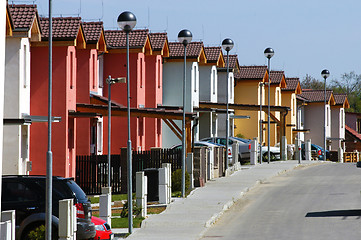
[264,47,274,164]
[321,69,330,161]
[222,38,234,170]
[117,11,136,234]
[178,29,192,198]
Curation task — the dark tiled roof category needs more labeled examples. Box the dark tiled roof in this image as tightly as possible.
[168,42,204,58]
[239,66,267,79]
[8,4,38,30]
[224,54,239,69]
[105,29,148,49]
[270,71,284,85]
[149,32,167,51]
[283,78,300,91]
[204,47,222,63]
[298,89,333,102]
[345,125,361,142]
[40,17,81,40]
[333,93,348,105]
[82,21,103,44]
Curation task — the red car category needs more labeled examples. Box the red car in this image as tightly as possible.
[92,216,113,240]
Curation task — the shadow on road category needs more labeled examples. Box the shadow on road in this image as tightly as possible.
[306,209,361,218]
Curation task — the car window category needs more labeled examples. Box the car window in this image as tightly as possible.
[65,180,88,201]
[2,182,38,203]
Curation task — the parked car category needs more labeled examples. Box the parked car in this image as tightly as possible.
[1,175,96,240]
[92,216,113,240]
[301,143,330,160]
[201,137,251,161]
[259,145,281,161]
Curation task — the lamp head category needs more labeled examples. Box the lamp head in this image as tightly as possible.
[222,38,234,52]
[321,69,330,80]
[178,29,192,46]
[117,11,137,32]
[264,47,275,59]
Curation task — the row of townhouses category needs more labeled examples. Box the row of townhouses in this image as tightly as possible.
[2,4,350,180]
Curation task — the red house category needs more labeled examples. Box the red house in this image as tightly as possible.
[103,29,152,153]
[30,17,86,178]
[76,21,106,156]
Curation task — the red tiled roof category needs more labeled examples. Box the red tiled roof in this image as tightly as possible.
[270,71,284,85]
[149,32,167,51]
[8,4,38,30]
[40,17,81,40]
[204,47,222,63]
[105,29,148,49]
[239,66,267,79]
[283,78,299,91]
[298,89,333,102]
[224,54,239,69]
[345,125,361,142]
[82,21,103,44]
[168,42,204,58]
[333,93,348,106]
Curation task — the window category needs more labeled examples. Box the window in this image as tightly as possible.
[2,182,38,202]
[193,65,197,93]
[212,69,216,95]
[69,51,74,89]
[326,106,330,126]
[139,57,143,88]
[357,119,361,134]
[93,53,97,89]
[157,59,161,88]
[340,109,344,128]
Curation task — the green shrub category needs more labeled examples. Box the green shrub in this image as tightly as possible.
[171,169,190,193]
[28,225,45,240]
[120,200,142,218]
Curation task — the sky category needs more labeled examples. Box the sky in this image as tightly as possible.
[11,0,361,83]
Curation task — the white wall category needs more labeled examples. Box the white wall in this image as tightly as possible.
[3,37,31,175]
[162,61,199,148]
[199,65,217,103]
[331,107,345,150]
[304,104,331,148]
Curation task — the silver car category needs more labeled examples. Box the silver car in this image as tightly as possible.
[201,137,251,161]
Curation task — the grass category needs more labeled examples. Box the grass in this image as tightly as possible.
[89,193,135,204]
[111,217,145,228]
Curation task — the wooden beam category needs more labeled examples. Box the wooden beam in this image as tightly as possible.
[186,120,192,154]
[199,102,290,113]
[163,119,182,141]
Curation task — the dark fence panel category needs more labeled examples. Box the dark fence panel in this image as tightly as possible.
[77,148,181,195]
[76,154,121,195]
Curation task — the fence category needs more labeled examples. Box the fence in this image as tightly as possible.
[76,148,181,195]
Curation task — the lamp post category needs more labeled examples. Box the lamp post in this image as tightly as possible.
[46,0,53,239]
[117,11,136,234]
[259,82,264,164]
[178,29,192,198]
[222,38,234,170]
[321,69,330,161]
[264,47,274,164]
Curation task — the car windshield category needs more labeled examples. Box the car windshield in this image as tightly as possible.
[65,179,88,202]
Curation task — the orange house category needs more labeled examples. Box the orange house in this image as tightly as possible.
[103,29,152,153]
[30,17,86,178]
[76,21,106,156]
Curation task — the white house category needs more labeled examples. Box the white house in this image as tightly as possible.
[330,93,349,150]
[198,46,224,139]
[298,89,335,150]
[217,54,236,137]
[3,4,41,175]
[162,42,206,148]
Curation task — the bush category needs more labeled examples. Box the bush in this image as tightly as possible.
[171,169,190,193]
[28,225,45,240]
[120,200,142,218]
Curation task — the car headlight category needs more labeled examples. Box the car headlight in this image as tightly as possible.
[94,224,106,231]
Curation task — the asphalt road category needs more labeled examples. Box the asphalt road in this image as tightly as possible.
[200,163,361,240]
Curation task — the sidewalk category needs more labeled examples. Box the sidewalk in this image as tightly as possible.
[114,160,328,240]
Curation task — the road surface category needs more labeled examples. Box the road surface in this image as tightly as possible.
[200,163,361,240]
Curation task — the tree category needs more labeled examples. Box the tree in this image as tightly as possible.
[329,71,361,113]
[301,74,324,90]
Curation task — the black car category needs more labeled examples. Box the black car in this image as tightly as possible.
[2,175,96,240]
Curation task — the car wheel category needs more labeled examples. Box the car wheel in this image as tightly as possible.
[263,152,276,162]
[22,223,58,240]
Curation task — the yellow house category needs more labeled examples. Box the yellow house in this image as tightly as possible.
[281,78,302,144]
[267,71,287,145]
[234,66,268,143]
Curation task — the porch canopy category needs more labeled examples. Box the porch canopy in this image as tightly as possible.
[72,95,197,153]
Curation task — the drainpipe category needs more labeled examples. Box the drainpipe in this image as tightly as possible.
[191,117,199,152]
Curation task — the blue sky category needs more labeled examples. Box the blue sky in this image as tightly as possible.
[13,0,361,82]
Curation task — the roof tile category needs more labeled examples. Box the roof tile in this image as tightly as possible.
[105,29,148,49]
[283,78,300,91]
[298,89,333,102]
[239,66,267,79]
[168,42,204,58]
[224,54,239,69]
[333,93,348,105]
[149,32,167,51]
[8,4,38,30]
[40,17,81,40]
[204,46,222,63]
[270,71,284,85]
[82,21,103,44]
